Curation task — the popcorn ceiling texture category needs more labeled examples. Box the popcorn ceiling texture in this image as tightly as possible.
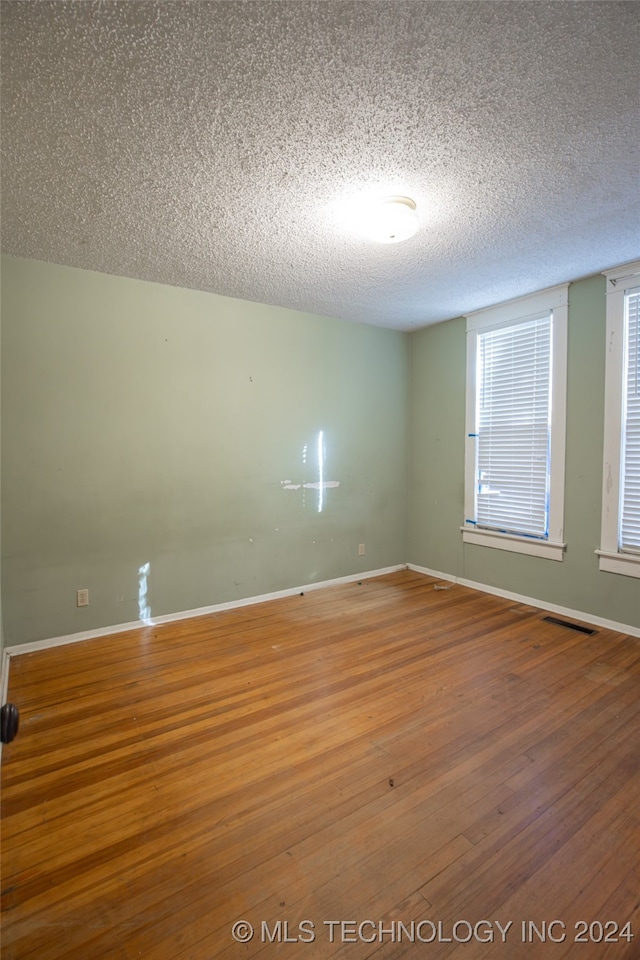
[1,0,638,329]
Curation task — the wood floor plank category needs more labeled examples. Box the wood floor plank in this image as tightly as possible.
[2,571,639,960]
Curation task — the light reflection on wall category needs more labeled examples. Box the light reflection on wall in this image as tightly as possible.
[138,561,153,624]
[302,442,308,509]
[317,429,324,513]
[280,431,340,509]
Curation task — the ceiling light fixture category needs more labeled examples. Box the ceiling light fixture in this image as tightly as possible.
[365,196,419,244]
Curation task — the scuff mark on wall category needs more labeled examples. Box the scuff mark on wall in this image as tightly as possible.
[280,479,340,491]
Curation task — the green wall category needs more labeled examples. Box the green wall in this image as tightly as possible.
[409,274,640,631]
[2,258,638,647]
[1,257,409,645]
[0,267,3,664]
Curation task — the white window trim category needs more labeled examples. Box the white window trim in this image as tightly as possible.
[463,284,569,560]
[597,259,640,579]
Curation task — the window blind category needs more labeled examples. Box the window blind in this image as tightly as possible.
[620,287,640,552]
[476,314,552,538]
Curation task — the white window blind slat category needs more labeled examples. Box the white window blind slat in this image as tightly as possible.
[476,314,552,538]
[620,288,640,551]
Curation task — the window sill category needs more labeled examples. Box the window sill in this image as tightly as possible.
[462,526,566,561]
[596,550,640,579]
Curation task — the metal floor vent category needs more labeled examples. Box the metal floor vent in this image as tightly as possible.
[542,615,597,636]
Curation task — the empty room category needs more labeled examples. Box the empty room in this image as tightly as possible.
[1,2,639,958]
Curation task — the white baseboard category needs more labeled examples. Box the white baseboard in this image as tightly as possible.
[3,564,407,660]
[406,564,457,583]
[3,560,638,710]
[407,563,640,638]
[0,648,9,702]
[0,647,10,765]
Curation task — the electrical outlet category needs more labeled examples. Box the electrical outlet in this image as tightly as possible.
[77,588,89,607]
[358,543,365,556]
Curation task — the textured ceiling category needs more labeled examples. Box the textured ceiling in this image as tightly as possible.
[1,1,639,330]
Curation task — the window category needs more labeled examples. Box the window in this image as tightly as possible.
[598,260,640,578]
[463,285,569,560]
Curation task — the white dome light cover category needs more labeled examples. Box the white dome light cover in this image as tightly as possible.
[365,196,419,244]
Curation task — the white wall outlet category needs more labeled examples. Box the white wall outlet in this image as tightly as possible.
[77,588,89,607]
[358,543,365,556]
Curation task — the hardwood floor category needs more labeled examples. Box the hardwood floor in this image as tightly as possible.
[1,570,639,959]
